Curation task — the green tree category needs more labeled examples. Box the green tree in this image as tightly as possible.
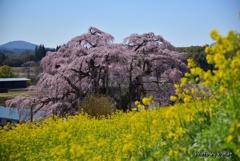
[2,55,23,67]
[55,45,65,51]
[35,45,46,61]
[2,52,36,67]
[0,65,18,78]
[176,45,214,71]
[0,52,8,66]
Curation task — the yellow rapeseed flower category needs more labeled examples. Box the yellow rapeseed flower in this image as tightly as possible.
[153,151,161,158]
[137,104,143,109]
[169,148,174,156]
[142,97,151,106]
[184,89,190,94]
[175,127,186,136]
[198,118,204,123]
[229,125,235,133]
[152,120,158,126]
[191,88,196,95]
[181,148,187,153]
[170,96,177,101]
[183,96,191,103]
[210,29,219,40]
[187,59,196,68]
[122,143,133,153]
[135,101,140,106]
[160,142,167,147]
[180,78,187,87]
[185,72,191,77]
[227,135,233,143]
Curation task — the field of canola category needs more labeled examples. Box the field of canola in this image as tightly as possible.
[0,30,239,161]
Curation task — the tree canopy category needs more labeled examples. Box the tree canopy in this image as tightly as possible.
[0,45,57,67]
[0,52,8,66]
[0,65,18,78]
[176,45,214,71]
[6,27,188,119]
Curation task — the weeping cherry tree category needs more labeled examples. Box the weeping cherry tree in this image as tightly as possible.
[6,27,188,119]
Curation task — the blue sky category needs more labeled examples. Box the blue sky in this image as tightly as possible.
[0,0,239,48]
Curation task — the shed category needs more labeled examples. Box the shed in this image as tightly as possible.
[0,78,30,89]
[0,106,45,127]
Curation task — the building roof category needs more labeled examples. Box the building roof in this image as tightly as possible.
[0,78,30,82]
[0,106,46,121]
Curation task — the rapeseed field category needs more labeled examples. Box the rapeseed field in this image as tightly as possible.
[0,30,239,160]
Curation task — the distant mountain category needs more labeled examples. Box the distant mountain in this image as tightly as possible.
[0,41,37,50]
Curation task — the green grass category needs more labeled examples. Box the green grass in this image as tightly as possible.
[0,91,35,106]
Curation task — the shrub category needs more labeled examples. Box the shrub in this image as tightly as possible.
[79,94,116,118]
[26,80,32,86]
[0,65,18,78]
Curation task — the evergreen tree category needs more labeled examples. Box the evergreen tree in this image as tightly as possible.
[0,52,8,66]
[35,45,46,61]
